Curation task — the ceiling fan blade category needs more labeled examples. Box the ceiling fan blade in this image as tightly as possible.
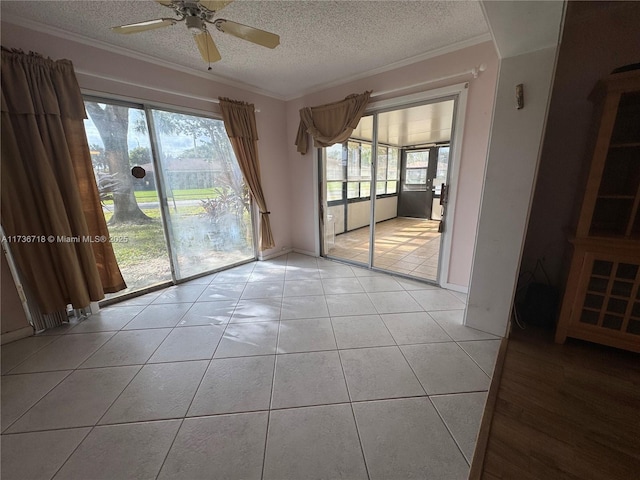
[199,1,233,13]
[194,31,222,63]
[111,18,176,34]
[214,19,280,49]
[155,0,174,6]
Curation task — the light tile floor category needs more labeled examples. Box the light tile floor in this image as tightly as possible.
[328,217,441,281]
[1,253,500,480]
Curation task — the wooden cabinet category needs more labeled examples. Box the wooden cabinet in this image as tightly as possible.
[555,69,640,352]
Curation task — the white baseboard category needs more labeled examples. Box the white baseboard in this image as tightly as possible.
[292,248,318,258]
[1,325,33,345]
[258,248,293,261]
[442,282,469,294]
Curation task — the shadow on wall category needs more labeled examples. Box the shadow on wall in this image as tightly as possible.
[521,1,640,289]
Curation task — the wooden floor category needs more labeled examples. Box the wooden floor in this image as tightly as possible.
[472,326,640,479]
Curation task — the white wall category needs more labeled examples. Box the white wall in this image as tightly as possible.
[0,21,292,260]
[465,47,558,336]
[342,196,398,232]
[375,197,398,223]
[327,205,345,235]
[347,201,371,231]
[288,41,499,289]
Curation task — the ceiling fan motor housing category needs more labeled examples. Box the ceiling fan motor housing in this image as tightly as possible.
[185,15,206,34]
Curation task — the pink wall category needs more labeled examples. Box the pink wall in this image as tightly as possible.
[1,21,292,259]
[287,41,499,288]
[2,20,499,288]
[521,1,640,287]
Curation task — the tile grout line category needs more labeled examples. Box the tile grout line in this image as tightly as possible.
[329,308,371,480]
[427,395,472,467]
[3,334,66,376]
[48,424,94,479]
[379,316,430,399]
[155,418,185,479]
[79,289,207,428]
[0,369,74,435]
[454,340,495,379]
[260,317,281,480]
[2,255,495,478]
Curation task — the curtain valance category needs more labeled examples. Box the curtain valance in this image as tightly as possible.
[295,91,372,154]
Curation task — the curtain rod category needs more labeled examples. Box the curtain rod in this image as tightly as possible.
[370,64,487,99]
[74,68,261,112]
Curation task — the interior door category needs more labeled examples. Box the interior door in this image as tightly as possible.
[397,149,437,218]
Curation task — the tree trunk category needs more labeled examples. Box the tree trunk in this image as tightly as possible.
[85,103,151,224]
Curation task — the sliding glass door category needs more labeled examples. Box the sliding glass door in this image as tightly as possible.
[150,110,254,279]
[84,98,255,297]
[321,116,374,265]
[320,98,456,284]
[84,101,172,295]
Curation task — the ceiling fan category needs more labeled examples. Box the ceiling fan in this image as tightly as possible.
[111,0,280,67]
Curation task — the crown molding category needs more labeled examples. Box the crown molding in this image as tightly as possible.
[285,33,493,101]
[1,13,287,101]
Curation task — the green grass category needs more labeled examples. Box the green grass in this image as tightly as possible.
[102,202,252,290]
[108,221,168,266]
[102,189,221,205]
[103,204,214,268]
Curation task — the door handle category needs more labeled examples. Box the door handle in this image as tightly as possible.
[440,184,448,205]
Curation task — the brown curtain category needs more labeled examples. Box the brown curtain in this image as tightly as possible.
[295,91,372,154]
[218,97,275,251]
[1,48,125,315]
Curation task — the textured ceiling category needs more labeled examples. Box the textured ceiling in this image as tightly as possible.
[0,0,489,99]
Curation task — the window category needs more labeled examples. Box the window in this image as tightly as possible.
[404,150,430,191]
[346,141,371,200]
[377,145,400,194]
[324,140,400,204]
[325,143,345,202]
[150,109,255,278]
[434,146,450,195]
[83,97,255,294]
[84,100,172,294]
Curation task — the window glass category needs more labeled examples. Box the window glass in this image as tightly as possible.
[388,148,399,180]
[348,142,360,178]
[326,144,344,181]
[150,109,255,279]
[84,101,172,294]
[406,169,427,185]
[406,150,429,168]
[387,181,397,194]
[327,182,343,202]
[83,99,256,292]
[360,181,371,198]
[377,146,387,180]
[434,146,450,195]
[347,182,359,199]
[360,144,372,180]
